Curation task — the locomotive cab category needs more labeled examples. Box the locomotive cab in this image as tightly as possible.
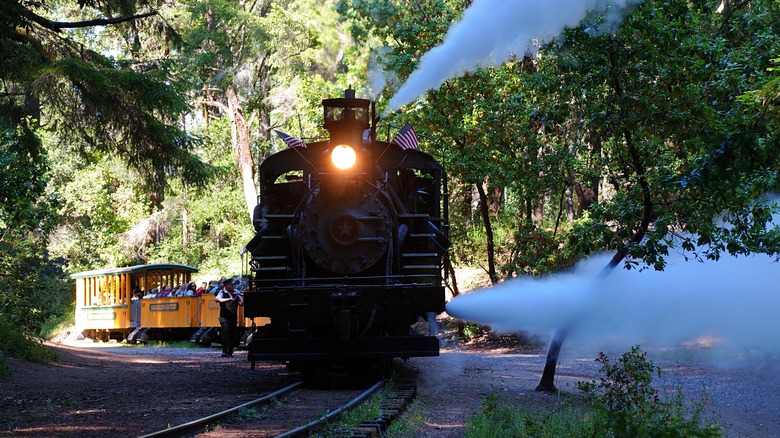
[322,89,370,174]
[244,89,449,378]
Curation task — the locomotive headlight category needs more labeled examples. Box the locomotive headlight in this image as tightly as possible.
[331,144,357,170]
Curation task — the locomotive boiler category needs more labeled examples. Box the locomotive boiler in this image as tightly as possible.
[243,89,449,376]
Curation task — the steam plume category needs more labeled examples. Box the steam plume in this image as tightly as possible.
[384,0,641,115]
[446,251,780,359]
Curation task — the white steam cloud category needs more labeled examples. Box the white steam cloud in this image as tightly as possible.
[446,251,780,359]
[384,0,641,115]
[368,48,394,100]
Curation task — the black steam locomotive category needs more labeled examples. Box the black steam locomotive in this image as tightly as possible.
[243,90,449,376]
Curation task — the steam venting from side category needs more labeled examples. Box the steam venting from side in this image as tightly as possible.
[446,250,780,361]
[383,0,641,115]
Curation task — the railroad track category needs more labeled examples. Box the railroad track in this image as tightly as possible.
[139,381,302,437]
[140,378,417,437]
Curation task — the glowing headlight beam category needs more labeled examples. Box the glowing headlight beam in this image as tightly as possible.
[331,145,357,170]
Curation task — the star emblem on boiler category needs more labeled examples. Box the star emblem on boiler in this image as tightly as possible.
[331,215,360,245]
[336,220,354,236]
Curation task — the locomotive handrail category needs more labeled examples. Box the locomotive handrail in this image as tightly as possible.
[356,236,385,242]
[397,213,430,218]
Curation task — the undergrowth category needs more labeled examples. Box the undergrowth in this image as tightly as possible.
[144,340,199,349]
[465,346,722,437]
[0,318,58,378]
[466,394,588,437]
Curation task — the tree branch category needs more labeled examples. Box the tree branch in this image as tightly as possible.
[714,0,751,37]
[11,26,56,61]
[196,99,229,118]
[0,90,27,98]
[22,8,157,32]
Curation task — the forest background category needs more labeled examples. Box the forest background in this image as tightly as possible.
[1,0,779,370]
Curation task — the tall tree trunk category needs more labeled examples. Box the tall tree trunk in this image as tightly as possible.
[446,259,466,337]
[533,198,544,225]
[182,207,189,251]
[488,185,502,216]
[225,86,258,222]
[476,182,498,284]
[535,328,568,392]
[554,182,567,236]
[566,135,601,218]
[535,248,632,391]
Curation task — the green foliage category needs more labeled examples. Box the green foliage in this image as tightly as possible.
[336,391,382,429]
[0,318,58,378]
[234,407,262,421]
[40,300,76,340]
[0,105,53,231]
[46,154,146,270]
[0,230,71,332]
[144,340,198,349]
[544,0,780,268]
[464,347,721,438]
[0,231,64,376]
[459,322,484,341]
[503,224,574,277]
[466,394,591,437]
[0,113,69,372]
[36,56,210,195]
[578,347,721,437]
[344,0,780,276]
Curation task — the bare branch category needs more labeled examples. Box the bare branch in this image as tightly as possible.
[21,9,157,32]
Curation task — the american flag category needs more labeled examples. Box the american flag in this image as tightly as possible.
[391,123,418,150]
[275,130,306,148]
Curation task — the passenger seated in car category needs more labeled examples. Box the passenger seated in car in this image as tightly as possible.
[157,285,173,298]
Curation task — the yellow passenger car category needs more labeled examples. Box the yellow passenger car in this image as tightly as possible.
[72,264,266,345]
[73,264,198,341]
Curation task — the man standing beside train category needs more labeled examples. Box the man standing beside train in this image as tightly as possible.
[214,279,243,357]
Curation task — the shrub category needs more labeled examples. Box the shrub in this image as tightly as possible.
[461,322,485,340]
[463,346,722,437]
[577,346,721,437]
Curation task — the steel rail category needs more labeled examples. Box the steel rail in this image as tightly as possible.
[138,381,302,438]
[274,379,385,438]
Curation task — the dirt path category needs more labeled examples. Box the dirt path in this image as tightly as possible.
[403,340,780,437]
[1,342,294,437]
[2,338,778,437]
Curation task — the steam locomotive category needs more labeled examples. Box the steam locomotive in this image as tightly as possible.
[243,89,449,377]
